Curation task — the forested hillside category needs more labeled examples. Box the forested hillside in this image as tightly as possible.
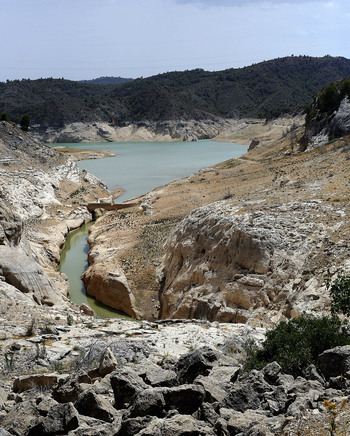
[1,55,350,130]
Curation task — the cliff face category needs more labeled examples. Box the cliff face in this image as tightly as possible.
[303,79,350,148]
[158,196,348,324]
[0,121,110,307]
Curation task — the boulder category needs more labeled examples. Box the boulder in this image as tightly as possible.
[227,411,271,436]
[0,400,41,435]
[82,267,139,319]
[195,366,240,403]
[176,347,218,383]
[141,362,177,387]
[248,138,260,151]
[0,202,22,247]
[318,345,350,379]
[28,402,79,435]
[75,389,116,423]
[110,368,148,409]
[129,388,166,418]
[52,374,89,403]
[116,416,154,436]
[99,347,117,377]
[80,304,94,316]
[0,245,63,306]
[13,373,58,393]
[263,361,282,383]
[162,384,205,415]
[128,414,216,436]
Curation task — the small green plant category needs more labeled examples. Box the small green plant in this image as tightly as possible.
[67,313,74,326]
[20,114,30,131]
[328,275,350,317]
[4,351,14,374]
[324,399,348,436]
[0,112,8,122]
[41,322,54,334]
[26,319,36,337]
[35,341,47,360]
[52,360,64,374]
[245,314,350,377]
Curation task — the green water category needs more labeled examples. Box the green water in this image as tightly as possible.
[58,140,248,318]
[59,222,132,319]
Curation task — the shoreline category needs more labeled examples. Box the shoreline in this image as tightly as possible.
[35,116,304,145]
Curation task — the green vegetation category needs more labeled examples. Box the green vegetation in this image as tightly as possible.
[245,314,350,377]
[1,56,350,128]
[328,275,350,317]
[0,112,8,121]
[305,78,350,123]
[20,114,30,131]
[80,76,133,85]
[26,319,36,337]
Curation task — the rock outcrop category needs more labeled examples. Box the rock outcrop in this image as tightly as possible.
[159,194,349,324]
[303,79,350,148]
[82,264,139,319]
[0,121,110,307]
[1,313,350,436]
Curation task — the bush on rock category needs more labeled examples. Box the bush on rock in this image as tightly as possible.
[245,314,350,377]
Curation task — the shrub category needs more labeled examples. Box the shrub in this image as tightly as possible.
[328,275,350,317]
[0,112,8,122]
[245,314,350,377]
[20,114,30,131]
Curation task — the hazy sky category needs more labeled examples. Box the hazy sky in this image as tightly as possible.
[1,0,349,81]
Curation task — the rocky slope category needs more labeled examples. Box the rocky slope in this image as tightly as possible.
[303,78,350,148]
[0,121,110,307]
[1,303,350,435]
[39,118,247,144]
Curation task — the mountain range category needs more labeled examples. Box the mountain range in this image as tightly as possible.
[1,55,350,130]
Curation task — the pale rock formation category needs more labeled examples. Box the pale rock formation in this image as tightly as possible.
[0,122,110,308]
[82,265,139,319]
[159,198,345,324]
[0,245,63,306]
[329,96,350,136]
[40,118,237,143]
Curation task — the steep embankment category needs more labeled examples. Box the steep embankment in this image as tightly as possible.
[82,116,349,325]
[0,121,111,308]
[303,78,350,147]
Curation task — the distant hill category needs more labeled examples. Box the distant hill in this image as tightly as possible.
[1,56,350,130]
[80,76,133,85]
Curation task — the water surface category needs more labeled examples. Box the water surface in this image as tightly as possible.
[63,140,248,202]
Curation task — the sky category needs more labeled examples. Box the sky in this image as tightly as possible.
[0,0,349,82]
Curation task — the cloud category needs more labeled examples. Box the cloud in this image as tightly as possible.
[176,0,330,6]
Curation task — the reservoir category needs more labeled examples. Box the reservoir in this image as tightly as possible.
[59,140,248,317]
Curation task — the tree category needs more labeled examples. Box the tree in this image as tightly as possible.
[20,114,30,131]
[245,314,350,377]
[0,112,8,122]
[328,275,350,317]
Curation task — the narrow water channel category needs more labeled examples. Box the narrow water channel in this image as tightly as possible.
[58,140,248,318]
